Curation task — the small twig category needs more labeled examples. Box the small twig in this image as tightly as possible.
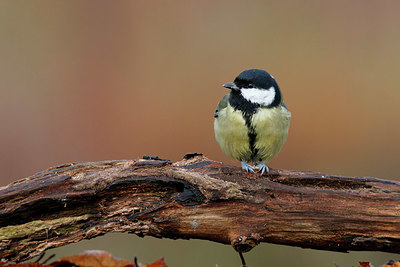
[42,254,55,264]
[34,252,45,263]
[239,252,247,267]
[34,252,55,264]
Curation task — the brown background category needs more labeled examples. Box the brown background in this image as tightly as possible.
[1,1,399,266]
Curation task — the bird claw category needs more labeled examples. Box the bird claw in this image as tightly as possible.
[256,161,269,175]
[241,161,255,173]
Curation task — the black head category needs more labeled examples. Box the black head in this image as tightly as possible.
[224,69,282,110]
[233,69,279,90]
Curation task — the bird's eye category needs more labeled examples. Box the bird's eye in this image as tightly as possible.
[248,83,254,88]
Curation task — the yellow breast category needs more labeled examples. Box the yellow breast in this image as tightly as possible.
[252,106,291,163]
[214,105,253,161]
[214,104,291,163]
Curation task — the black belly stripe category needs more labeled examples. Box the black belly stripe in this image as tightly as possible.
[228,90,262,162]
[243,112,258,162]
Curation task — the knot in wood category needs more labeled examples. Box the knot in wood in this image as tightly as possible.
[231,234,261,253]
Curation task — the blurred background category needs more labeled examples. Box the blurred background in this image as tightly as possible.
[1,0,399,266]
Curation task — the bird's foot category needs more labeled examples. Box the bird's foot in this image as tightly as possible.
[241,161,255,173]
[256,161,269,175]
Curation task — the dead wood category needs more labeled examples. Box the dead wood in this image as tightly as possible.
[0,153,400,262]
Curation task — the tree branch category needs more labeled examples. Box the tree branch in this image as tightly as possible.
[1,154,400,262]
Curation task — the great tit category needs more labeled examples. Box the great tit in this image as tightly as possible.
[214,69,291,174]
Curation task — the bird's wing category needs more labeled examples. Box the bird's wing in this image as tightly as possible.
[282,101,289,110]
[214,93,229,118]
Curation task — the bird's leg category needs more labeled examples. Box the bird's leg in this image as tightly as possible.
[240,161,255,173]
[256,161,269,175]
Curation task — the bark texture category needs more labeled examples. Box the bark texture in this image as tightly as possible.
[1,154,400,262]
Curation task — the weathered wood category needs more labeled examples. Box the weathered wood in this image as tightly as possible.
[0,154,400,262]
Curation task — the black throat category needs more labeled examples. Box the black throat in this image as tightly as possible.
[228,90,260,115]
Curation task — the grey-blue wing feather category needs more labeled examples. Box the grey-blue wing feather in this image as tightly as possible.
[214,94,229,118]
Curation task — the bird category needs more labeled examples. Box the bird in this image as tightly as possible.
[214,69,291,175]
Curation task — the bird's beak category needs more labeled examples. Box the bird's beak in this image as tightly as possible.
[223,82,239,91]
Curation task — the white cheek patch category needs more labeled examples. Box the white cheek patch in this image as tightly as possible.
[241,87,276,106]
